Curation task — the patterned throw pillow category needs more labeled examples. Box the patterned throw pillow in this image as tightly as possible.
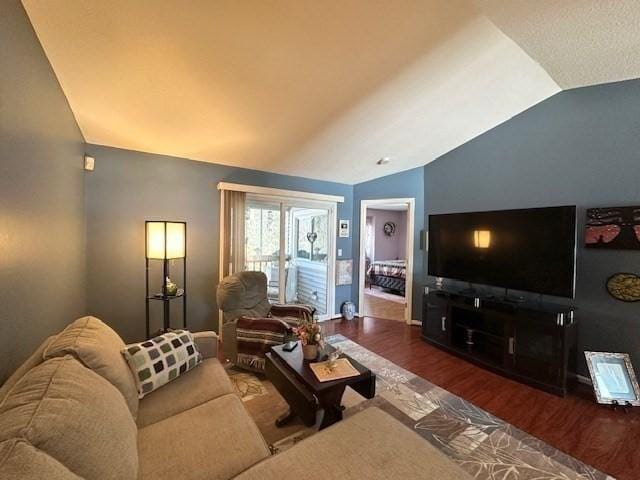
[121,330,202,398]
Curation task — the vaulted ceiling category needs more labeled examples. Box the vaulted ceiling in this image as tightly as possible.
[21,1,640,184]
[478,0,640,89]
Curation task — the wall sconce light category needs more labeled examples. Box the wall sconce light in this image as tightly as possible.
[474,230,491,249]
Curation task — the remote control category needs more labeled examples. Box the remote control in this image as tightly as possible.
[283,341,298,352]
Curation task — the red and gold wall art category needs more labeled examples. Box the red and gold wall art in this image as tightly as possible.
[585,206,640,250]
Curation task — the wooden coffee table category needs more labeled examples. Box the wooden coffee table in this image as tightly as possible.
[265,342,376,430]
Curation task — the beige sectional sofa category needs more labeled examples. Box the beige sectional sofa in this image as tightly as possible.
[0,317,471,480]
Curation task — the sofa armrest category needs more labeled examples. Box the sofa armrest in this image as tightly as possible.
[193,331,219,359]
[233,407,474,480]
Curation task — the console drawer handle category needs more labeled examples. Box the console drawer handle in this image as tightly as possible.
[508,337,515,355]
[441,317,446,331]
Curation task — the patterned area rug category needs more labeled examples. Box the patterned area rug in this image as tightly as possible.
[327,334,614,480]
[227,339,612,479]
[227,366,316,449]
[228,370,268,401]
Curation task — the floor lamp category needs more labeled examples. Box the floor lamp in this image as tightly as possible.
[145,221,187,338]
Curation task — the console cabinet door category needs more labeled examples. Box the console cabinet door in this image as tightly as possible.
[422,293,449,345]
[511,313,563,387]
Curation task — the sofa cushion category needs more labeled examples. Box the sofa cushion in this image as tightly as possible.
[0,439,82,479]
[0,335,54,402]
[234,407,473,480]
[138,393,270,480]
[122,330,202,399]
[0,356,138,480]
[137,357,234,427]
[43,316,139,417]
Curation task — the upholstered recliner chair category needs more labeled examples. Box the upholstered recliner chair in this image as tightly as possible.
[217,271,315,371]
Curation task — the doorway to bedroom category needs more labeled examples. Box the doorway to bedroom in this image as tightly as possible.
[358,198,414,324]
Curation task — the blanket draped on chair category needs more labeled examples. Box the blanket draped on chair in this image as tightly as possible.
[235,316,291,371]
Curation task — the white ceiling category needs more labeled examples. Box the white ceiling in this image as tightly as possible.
[476,0,640,89]
[21,1,638,184]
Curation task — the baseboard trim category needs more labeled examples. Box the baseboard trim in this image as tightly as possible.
[327,313,360,320]
[330,313,422,327]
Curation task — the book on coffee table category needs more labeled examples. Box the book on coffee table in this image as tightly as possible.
[309,358,361,382]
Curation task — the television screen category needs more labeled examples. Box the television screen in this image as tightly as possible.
[428,206,577,298]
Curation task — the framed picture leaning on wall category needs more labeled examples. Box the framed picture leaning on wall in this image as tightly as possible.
[584,351,640,407]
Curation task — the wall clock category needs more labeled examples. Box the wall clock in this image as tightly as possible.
[606,273,640,302]
[383,222,396,237]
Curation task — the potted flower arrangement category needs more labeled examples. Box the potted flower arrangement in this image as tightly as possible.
[294,318,324,361]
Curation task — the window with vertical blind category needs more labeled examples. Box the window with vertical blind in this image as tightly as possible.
[218,183,341,320]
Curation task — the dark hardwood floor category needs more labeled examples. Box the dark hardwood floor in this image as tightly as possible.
[323,316,640,480]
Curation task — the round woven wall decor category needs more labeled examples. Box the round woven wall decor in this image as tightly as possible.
[606,273,640,302]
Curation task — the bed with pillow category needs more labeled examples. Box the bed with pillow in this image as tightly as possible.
[367,259,406,295]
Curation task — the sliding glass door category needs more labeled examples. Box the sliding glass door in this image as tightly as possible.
[285,206,331,316]
[243,195,335,319]
[244,200,281,302]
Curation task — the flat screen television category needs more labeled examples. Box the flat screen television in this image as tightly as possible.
[428,206,577,298]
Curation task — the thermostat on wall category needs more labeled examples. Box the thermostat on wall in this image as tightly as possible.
[339,219,350,238]
[84,155,95,171]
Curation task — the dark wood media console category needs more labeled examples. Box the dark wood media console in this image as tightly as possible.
[421,287,578,396]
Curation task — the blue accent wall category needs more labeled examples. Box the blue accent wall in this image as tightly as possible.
[425,78,640,374]
[353,167,425,319]
[0,0,86,383]
[84,78,640,378]
[84,145,353,342]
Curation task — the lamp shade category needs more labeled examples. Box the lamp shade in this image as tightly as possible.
[146,221,186,259]
[473,230,491,249]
